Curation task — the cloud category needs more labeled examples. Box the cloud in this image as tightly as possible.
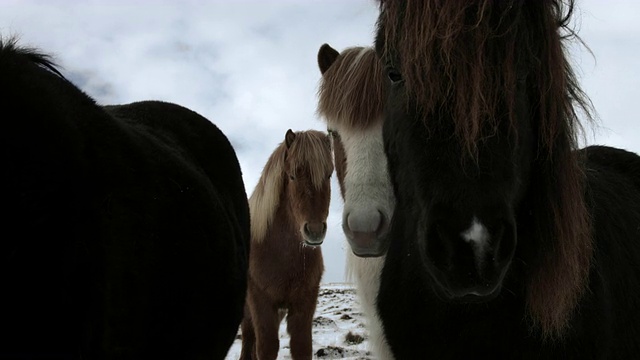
[2,0,638,283]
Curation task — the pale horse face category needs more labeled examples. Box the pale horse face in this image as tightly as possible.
[329,118,395,258]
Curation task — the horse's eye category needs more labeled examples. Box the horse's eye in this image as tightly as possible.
[386,66,403,84]
[289,174,295,181]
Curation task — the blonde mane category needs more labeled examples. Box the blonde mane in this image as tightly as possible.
[249,130,333,243]
[317,46,387,129]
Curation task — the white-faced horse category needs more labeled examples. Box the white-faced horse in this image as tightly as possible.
[317,43,395,360]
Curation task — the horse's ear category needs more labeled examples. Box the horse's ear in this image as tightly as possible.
[285,129,296,148]
[318,43,339,75]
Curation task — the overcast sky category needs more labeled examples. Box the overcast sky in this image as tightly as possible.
[2,0,638,284]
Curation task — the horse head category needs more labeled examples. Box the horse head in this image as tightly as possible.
[317,43,394,257]
[282,129,333,245]
[375,0,591,312]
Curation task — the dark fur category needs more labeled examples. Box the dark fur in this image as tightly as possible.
[1,37,250,359]
[374,1,640,358]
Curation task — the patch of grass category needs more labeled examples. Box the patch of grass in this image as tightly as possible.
[345,331,365,345]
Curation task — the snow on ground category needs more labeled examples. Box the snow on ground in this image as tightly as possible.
[225,283,374,360]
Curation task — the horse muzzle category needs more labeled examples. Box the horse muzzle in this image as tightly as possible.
[302,222,327,246]
[342,209,390,257]
[421,214,516,302]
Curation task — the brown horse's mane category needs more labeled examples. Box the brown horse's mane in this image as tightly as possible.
[377,0,595,338]
[248,130,333,243]
[317,46,387,130]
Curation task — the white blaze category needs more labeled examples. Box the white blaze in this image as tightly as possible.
[461,217,490,266]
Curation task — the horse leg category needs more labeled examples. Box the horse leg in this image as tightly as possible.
[250,298,281,360]
[286,295,318,360]
[239,303,257,360]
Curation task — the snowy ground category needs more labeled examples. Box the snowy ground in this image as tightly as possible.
[224,283,374,360]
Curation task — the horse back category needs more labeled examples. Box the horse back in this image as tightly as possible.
[577,145,640,356]
[92,101,250,357]
[2,41,250,358]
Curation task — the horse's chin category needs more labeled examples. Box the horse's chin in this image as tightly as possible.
[438,284,502,304]
[350,247,386,258]
[304,240,324,247]
[423,258,506,303]
[346,232,390,258]
[302,234,325,247]
[457,289,501,303]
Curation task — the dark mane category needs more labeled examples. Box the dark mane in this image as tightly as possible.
[377,0,593,155]
[377,0,595,337]
[0,36,65,79]
[316,46,386,129]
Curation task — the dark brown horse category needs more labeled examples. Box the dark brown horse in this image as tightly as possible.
[239,129,333,360]
[374,0,640,358]
[1,37,250,359]
[316,43,395,360]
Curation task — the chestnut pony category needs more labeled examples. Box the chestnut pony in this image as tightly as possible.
[374,0,640,358]
[1,37,250,359]
[240,129,333,360]
[316,43,395,360]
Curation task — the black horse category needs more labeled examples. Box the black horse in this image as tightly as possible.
[1,37,250,359]
[373,1,640,358]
